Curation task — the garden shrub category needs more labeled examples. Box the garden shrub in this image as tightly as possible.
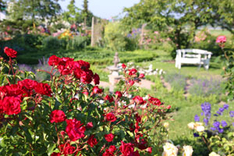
[42,36,61,50]
[66,35,90,50]
[104,22,129,51]
[0,47,171,155]
[164,72,187,92]
[188,78,224,97]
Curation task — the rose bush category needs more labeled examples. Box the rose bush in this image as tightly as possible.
[0,47,171,155]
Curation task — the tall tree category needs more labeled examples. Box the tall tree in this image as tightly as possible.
[82,0,88,27]
[8,0,61,21]
[62,0,82,24]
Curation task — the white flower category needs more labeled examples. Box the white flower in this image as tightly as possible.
[182,145,193,156]
[209,152,220,156]
[163,122,169,128]
[162,142,178,156]
[188,122,195,129]
[195,125,205,132]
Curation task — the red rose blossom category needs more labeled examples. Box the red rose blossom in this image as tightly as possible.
[133,96,146,105]
[119,141,135,156]
[128,68,137,76]
[92,86,103,94]
[139,73,145,78]
[3,96,21,115]
[105,113,117,122]
[108,145,116,153]
[81,70,93,84]
[50,110,66,123]
[104,95,114,103]
[128,80,134,86]
[66,119,86,141]
[122,63,126,69]
[35,83,52,97]
[102,151,113,156]
[115,91,122,98]
[51,152,61,156]
[4,47,17,58]
[59,143,75,155]
[104,133,114,142]
[147,147,152,153]
[86,122,93,129]
[18,79,38,90]
[48,55,61,66]
[93,73,100,85]
[87,135,98,147]
[148,96,161,106]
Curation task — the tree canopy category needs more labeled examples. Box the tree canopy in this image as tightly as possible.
[122,0,234,49]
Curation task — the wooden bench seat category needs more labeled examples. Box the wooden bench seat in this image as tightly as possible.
[175,49,212,70]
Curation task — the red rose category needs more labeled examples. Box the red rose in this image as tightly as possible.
[104,95,114,103]
[137,138,148,150]
[35,83,52,97]
[93,73,100,85]
[0,100,3,113]
[107,145,116,153]
[102,151,113,156]
[122,63,126,69]
[48,55,61,66]
[133,96,146,105]
[104,133,114,142]
[166,105,171,109]
[105,113,117,122]
[81,70,93,84]
[128,80,134,86]
[5,84,22,97]
[4,47,17,58]
[119,141,134,156]
[51,152,61,156]
[86,122,93,129]
[66,119,86,141]
[59,143,75,155]
[77,60,90,71]
[135,114,141,122]
[92,86,103,94]
[3,96,21,115]
[148,96,161,106]
[139,73,145,78]
[115,91,122,98]
[128,68,137,76]
[146,147,152,153]
[87,135,98,147]
[74,68,85,79]
[18,79,38,90]
[50,110,66,123]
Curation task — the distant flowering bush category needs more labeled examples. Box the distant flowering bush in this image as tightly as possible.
[188,102,234,155]
[216,35,234,101]
[0,47,171,155]
[188,78,223,97]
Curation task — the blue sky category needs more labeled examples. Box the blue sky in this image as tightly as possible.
[59,0,140,19]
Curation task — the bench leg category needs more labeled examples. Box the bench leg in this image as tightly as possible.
[204,64,209,70]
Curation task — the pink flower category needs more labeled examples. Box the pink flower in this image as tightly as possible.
[216,36,226,43]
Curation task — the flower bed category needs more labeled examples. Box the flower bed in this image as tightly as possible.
[0,47,171,155]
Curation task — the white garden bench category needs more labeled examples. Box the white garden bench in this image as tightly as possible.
[175,49,212,70]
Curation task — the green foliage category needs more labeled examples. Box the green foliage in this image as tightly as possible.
[104,22,130,51]
[42,36,61,50]
[222,50,234,101]
[122,0,234,55]
[164,72,187,91]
